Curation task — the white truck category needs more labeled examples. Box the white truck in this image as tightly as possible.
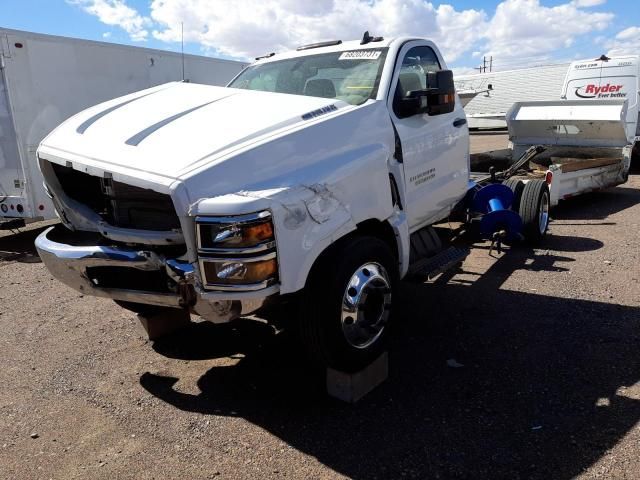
[35,34,552,371]
[0,28,246,228]
[477,55,639,207]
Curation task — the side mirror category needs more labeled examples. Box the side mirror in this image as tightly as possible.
[424,70,456,115]
[397,69,456,118]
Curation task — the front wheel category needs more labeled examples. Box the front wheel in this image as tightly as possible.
[299,236,398,372]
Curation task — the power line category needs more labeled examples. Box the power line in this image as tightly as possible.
[477,55,493,73]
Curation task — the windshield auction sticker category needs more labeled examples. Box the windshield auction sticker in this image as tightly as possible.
[339,50,382,60]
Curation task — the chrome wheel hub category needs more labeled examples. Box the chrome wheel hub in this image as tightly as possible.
[539,191,550,234]
[341,262,392,349]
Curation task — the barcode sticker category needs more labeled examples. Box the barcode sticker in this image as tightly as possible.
[339,50,382,60]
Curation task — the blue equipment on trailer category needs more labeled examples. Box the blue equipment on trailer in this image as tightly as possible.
[472,183,523,240]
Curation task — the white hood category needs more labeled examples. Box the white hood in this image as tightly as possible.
[39,82,350,182]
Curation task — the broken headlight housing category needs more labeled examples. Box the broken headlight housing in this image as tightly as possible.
[195,211,278,290]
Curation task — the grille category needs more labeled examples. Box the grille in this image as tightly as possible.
[51,163,180,231]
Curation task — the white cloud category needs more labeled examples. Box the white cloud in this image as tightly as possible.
[452,66,480,76]
[606,26,640,56]
[71,0,616,68]
[483,0,613,65]
[68,0,151,41]
[147,0,487,62]
[570,0,606,7]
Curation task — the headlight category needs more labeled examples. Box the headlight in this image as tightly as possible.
[195,211,278,291]
[196,211,275,253]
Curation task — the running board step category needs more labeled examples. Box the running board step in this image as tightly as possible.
[408,246,470,280]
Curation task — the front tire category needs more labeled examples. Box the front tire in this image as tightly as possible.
[299,236,398,372]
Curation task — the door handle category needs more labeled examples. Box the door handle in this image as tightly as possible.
[453,118,467,128]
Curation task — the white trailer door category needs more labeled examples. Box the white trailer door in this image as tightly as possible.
[0,56,23,206]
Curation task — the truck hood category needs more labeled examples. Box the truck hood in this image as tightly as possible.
[39,82,352,184]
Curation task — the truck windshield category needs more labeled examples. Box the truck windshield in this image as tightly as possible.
[228,48,389,106]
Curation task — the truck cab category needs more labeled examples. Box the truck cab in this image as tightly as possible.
[35,36,470,371]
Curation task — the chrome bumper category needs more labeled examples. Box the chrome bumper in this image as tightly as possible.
[35,225,277,323]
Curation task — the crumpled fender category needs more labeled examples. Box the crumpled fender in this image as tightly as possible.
[190,143,402,293]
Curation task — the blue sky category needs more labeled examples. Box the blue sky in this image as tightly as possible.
[2,0,640,73]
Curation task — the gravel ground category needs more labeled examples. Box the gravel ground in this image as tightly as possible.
[0,133,639,479]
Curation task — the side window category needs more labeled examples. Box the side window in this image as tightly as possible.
[393,46,441,117]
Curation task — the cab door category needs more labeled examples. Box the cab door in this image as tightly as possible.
[387,41,469,232]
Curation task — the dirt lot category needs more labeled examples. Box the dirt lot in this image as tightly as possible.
[1,132,639,479]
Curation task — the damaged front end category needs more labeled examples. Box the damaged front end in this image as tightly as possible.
[35,160,278,322]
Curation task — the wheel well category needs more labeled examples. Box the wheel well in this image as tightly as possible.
[354,219,399,260]
[305,218,399,288]
[300,218,402,300]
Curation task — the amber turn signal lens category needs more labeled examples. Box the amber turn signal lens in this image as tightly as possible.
[243,222,274,244]
[243,258,278,283]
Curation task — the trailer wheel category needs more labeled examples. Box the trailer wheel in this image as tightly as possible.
[503,178,525,212]
[519,179,550,243]
[299,235,398,372]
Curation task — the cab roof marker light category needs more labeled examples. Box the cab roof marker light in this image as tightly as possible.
[360,31,384,45]
[296,40,342,51]
[255,52,275,61]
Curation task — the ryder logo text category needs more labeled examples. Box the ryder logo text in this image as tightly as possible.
[575,83,626,99]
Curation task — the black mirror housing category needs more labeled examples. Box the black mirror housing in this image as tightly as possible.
[394,69,456,118]
[425,70,456,115]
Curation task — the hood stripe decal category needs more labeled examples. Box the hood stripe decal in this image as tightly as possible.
[76,90,161,134]
[125,94,235,147]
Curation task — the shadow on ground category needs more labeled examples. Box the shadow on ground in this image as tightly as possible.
[141,225,640,479]
[553,186,639,222]
[0,225,48,263]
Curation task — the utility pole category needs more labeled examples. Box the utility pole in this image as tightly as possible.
[489,56,493,72]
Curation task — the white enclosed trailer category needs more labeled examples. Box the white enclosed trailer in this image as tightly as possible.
[455,62,570,129]
[0,28,247,226]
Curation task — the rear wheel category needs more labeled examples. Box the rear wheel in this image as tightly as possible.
[299,236,398,372]
[519,179,550,243]
[503,178,525,212]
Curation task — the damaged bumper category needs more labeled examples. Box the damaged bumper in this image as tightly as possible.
[35,225,277,322]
